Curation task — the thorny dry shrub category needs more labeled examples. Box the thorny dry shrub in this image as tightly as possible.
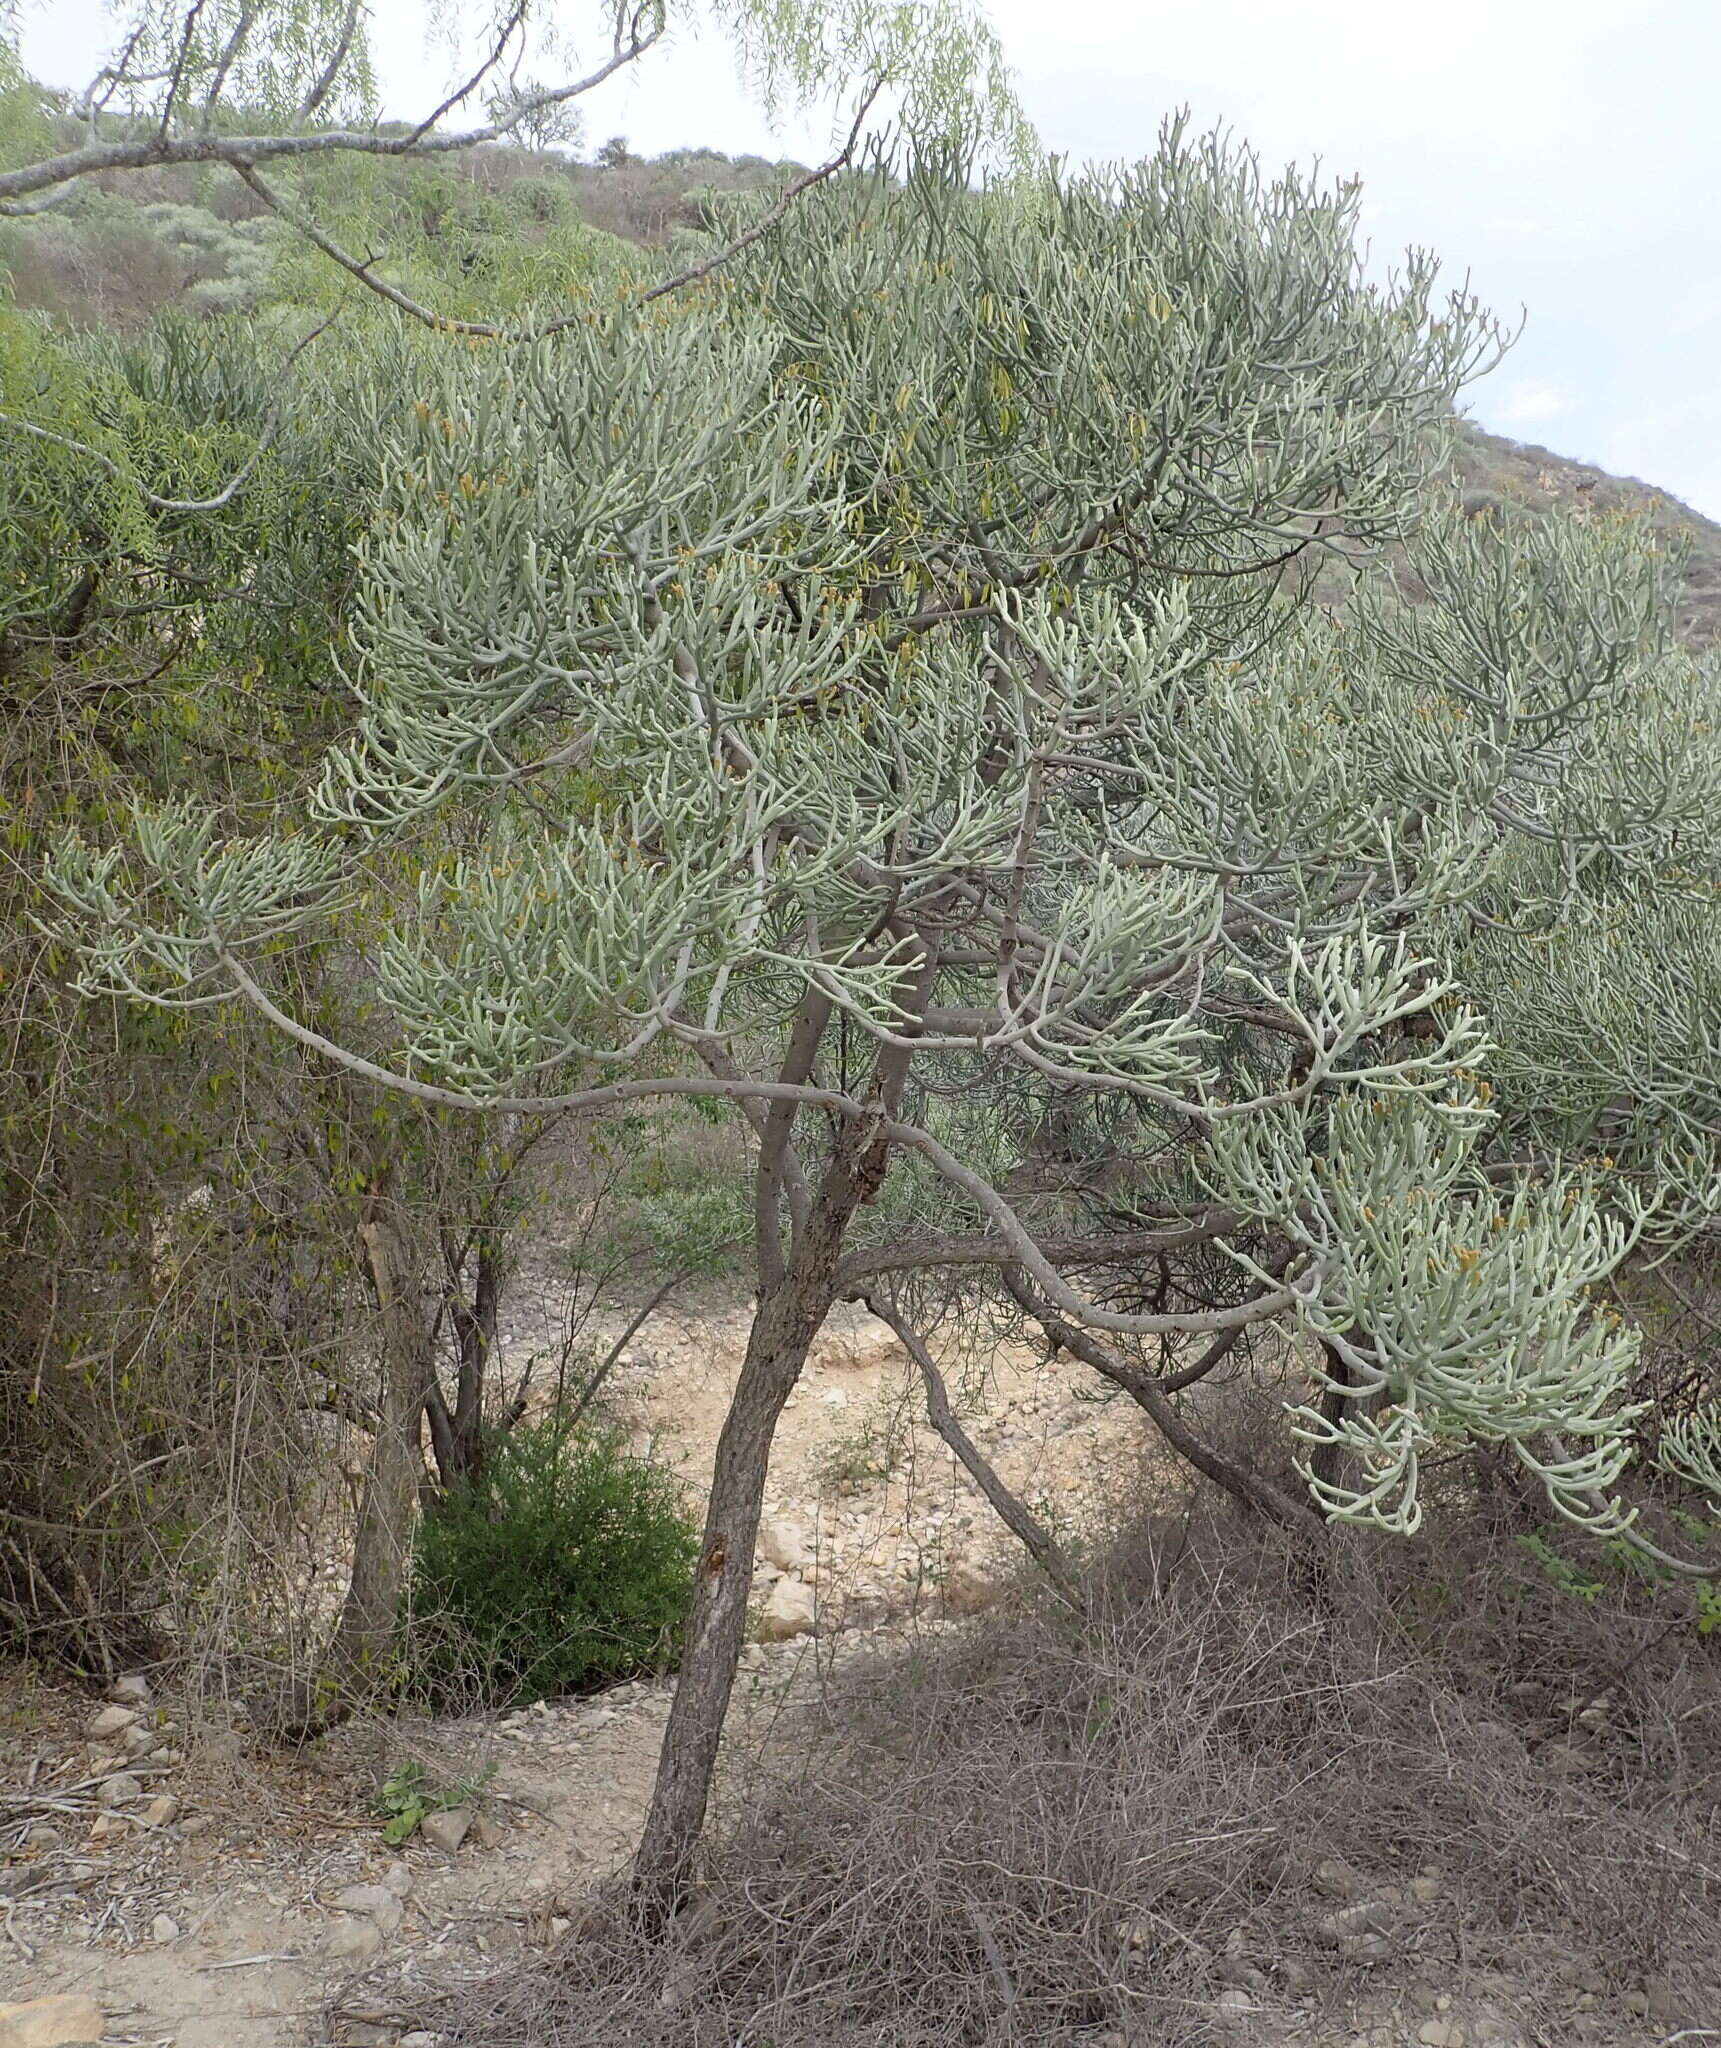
[436,1469,1721,2048]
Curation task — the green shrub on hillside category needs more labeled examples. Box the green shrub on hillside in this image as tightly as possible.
[408,1419,699,1710]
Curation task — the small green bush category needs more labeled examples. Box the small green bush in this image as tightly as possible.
[408,1420,699,1709]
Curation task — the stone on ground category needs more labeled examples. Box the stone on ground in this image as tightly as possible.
[758,1575,817,1641]
[418,1805,471,1854]
[811,1314,909,1373]
[327,1915,383,1960]
[0,1996,106,2048]
[757,1516,811,1573]
[84,1704,137,1742]
[939,1558,1001,1615]
[333,1882,405,1935]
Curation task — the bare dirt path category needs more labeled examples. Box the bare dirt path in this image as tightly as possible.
[0,1299,1160,2047]
[0,1302,1689,2048]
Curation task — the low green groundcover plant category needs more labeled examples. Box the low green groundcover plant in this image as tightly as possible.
[409,1419,699,1709]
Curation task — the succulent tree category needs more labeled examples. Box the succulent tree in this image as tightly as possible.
[47,131,1721,1913]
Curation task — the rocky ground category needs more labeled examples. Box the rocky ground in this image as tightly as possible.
[0,1299,1710,2047]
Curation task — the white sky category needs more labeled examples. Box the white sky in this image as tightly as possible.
[20,0,1720,518]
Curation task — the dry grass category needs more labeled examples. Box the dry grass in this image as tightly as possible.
[427,1450,1721,2048]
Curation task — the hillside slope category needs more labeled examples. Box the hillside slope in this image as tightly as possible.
[1453,420,1721,644]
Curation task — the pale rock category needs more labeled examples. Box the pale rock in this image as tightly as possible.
[138,1794,179,1829]
[1312,1855,1363,1900]
[1213,1986,1258,2019]
[940,1559,1001,1615]
[1339,1932,1394,1964]
[106,1673,152,1707]
[150,1912,180,1943]
[85,1703,138,1742]
[120,1722,158,1759]
[1418,2021,1465,2047]
[1409,1874,1442,1904]
[1642,1975,1689,2024]
[739,1643,769,1673]
[1215,1958,1270,1994]
[335,1882,405,1935]
[1561,1964,1607,1997]
[811,1315,908,1374]
[818,1388,849,1408]
[96,1772,141,1808]
[88,1812,128,1843]
[327,1915,383,1960]
[757,1517,812,1573]
[0,1995,106,2048]
[382,1859,414,1897]
[758,1576,817,1641]
[401,2035,440,2047]
[419,1805,471,1854]
[1319,1901,1397,1941]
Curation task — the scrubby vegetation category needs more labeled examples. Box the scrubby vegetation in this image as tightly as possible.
[451,1486,1721,2044]
[1,0,1718,2036]
[410,1420,700,1710]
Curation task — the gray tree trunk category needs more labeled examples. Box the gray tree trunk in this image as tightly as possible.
[631,998,925,1920]
[266,1192,433,1738]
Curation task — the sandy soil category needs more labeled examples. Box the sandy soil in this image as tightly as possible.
[0,1299,1690,2048]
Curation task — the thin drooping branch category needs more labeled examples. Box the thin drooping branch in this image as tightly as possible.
[235,77,879,338]
[637,78,883,304]
[835,1214,1246,1290]
[868,1295,1084,1607]
[0,313,339,512]
[1004,1270,1322,1535]
[215,952,1307,1341]
[0,21,662,212]
[297,0,364,119]
[233,163,511,337]
[568,1260,718,1427]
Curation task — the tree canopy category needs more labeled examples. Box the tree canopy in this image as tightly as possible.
[23,101,1721,1908]
[46,133,1721,1543]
